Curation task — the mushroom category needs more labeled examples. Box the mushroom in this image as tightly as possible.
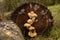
[29,26,35,30]
[24,23,31,28]
[28,11,37,18]
[28,31,37,37]
[27,19,34,24]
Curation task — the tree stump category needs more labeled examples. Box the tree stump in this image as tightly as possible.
[11,2,53,40]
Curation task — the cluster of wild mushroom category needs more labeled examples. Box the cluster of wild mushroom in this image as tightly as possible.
[24,11,38,37]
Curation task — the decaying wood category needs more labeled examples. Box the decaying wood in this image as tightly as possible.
[11,2,53,40]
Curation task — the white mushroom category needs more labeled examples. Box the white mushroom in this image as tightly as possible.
[28,31,37,37]
[31,11,37,17]
[27,19,34,24]
[24,23,31,28]
[32,17,36,21]
[24,11,38,37]
[29,26,35,30]
[28,11,37,18]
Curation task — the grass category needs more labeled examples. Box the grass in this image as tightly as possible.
[48,4,60,40]
[48,4,60,20]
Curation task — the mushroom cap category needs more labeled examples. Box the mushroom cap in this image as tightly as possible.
[28,11,37,18]
[28,31,37,37]
[27,19,34,24]
[24,23,31,28]
[29,26,35,30]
